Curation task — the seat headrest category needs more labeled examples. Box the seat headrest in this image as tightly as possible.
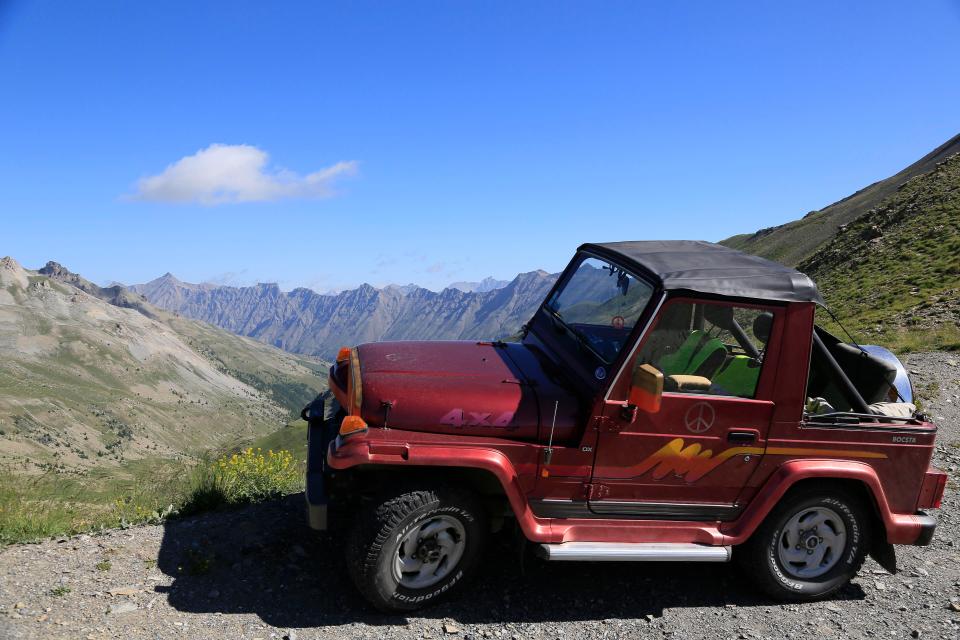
[753,312,774,344]
[703,305,734,330]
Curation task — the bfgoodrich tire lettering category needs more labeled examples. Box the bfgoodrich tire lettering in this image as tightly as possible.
[347,485,487,612]
[738,488,870,601]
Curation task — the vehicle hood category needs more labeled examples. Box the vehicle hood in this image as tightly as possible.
[355,341,581,441]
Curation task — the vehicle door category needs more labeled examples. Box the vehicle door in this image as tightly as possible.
[588,297,783,520]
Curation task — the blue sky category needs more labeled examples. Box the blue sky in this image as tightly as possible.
[2,1,958,292]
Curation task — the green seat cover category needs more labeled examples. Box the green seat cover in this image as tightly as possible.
[712,354,761,397]
[659,330,727,378]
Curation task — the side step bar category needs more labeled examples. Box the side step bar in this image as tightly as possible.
[538,542,732,562]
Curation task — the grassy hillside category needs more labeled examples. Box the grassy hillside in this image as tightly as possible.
[0,258,327,473]
[722,133,960,267]
[249,420,309,463]
[0,258,328,543]
[162,315,326,416]
[0,425,310,545]
[800,152,960,351]
[38,261,328,417]
[0,456,200,544]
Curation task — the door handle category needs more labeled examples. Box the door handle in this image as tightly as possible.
[727,429,759,444]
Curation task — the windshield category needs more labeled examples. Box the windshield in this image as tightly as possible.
[545,255,655,363]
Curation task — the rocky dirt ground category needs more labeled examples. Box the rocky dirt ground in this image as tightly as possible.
[2,352,959,640]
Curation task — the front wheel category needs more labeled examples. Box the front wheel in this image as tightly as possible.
[347,485,487,612]
[738,488,870,600]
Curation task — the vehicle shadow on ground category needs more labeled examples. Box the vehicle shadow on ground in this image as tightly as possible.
[155,494,866,628]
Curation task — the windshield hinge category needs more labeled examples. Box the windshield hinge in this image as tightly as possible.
[583,483,610,501]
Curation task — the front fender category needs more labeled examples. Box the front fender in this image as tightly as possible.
[328,437,554,541]
[721,459,929,545]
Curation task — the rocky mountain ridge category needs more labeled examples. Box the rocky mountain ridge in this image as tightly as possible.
[447,276,511,293]
[132,269,559,358]
[798,151,960,335]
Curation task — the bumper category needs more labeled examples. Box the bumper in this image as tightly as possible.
[913,511,936,546]
[305,464,328,530]
[303,398,330,531]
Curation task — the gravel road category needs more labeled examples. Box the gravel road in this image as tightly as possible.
[2,351,959,640]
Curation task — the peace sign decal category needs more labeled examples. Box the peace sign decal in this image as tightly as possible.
[684,402,715,434]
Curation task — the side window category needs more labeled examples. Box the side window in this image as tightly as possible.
[634,300,775,399]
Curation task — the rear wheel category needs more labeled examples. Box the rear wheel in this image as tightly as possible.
[738,488,870,600]
[347,485,487,612]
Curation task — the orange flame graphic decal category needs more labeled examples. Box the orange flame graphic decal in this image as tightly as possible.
[634,438,762,482]
[631,438,888,483]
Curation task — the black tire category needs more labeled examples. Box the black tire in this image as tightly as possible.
[737,487,870,601]
[347,485,487,612]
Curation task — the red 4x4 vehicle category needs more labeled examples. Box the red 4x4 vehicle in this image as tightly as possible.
[303,240,946,611]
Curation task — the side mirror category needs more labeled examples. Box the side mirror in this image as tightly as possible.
[629,363,663,414]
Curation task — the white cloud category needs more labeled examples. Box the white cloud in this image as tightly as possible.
[130,144,357,205]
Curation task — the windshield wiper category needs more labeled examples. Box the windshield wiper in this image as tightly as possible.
[547,308,604,362]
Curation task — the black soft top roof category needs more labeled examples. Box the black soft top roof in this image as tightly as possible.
[580,240,823,305]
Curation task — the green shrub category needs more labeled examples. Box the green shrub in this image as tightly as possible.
[211,448,301,504]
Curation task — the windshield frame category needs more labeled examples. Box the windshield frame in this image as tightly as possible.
[530,250,660,384]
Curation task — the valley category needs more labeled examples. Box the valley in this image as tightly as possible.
[0,257,327,543]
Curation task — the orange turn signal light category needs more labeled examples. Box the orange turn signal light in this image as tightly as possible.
[339,415,368,437]
[336,347,352,363]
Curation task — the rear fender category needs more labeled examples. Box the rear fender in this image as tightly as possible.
[721,459,927,546]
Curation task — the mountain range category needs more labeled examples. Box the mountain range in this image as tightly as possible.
[131,270,559,359]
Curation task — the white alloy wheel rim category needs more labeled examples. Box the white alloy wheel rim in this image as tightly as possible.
[776,505,847,579]
[394,515,466,589]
